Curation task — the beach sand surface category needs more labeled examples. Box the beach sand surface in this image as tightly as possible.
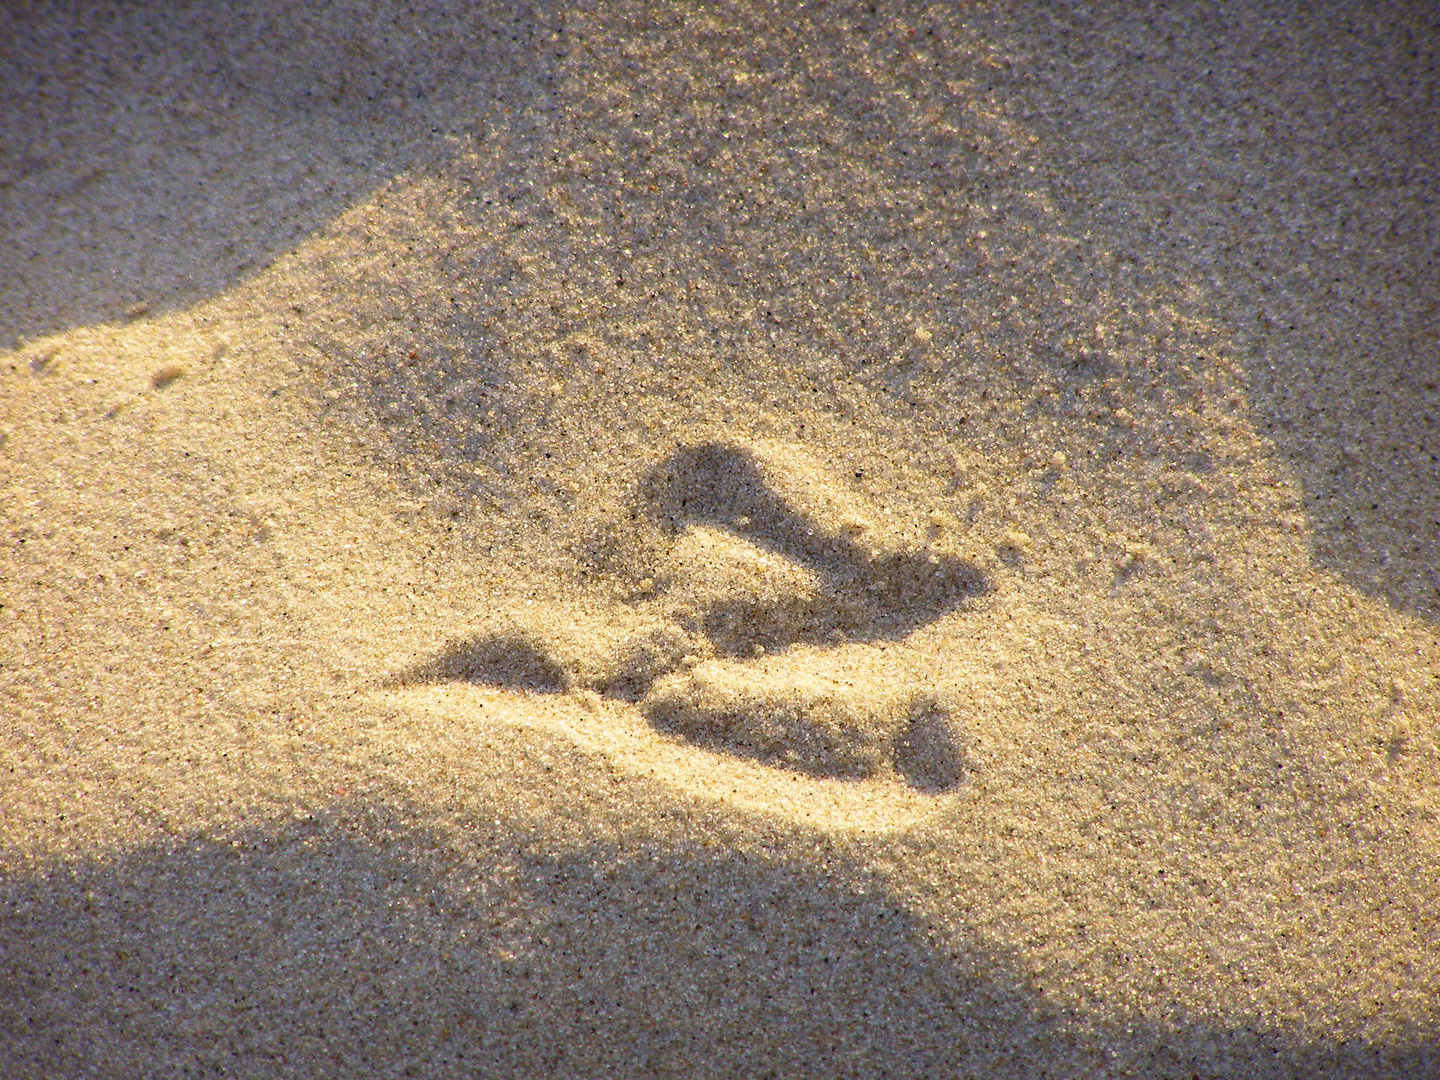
[2,2,1437,1076]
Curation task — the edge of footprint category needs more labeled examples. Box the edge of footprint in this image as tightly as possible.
[379,681,975,836]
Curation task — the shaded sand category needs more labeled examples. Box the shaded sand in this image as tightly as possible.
[3,2,1438,1076]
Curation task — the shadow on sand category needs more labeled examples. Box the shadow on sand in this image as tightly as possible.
[0,0,552,344]
[1,807,1430,1078]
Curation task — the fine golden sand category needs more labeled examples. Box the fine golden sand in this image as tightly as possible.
[3,3,1437,1076]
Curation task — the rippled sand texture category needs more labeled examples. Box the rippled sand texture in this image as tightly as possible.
[2,2,1437,1077]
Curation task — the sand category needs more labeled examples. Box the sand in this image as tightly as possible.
[2,1,1437,1076]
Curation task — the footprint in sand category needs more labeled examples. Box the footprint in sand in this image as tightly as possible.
[401,438,987,794]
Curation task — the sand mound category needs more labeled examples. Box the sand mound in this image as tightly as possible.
[659,523,835,654]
